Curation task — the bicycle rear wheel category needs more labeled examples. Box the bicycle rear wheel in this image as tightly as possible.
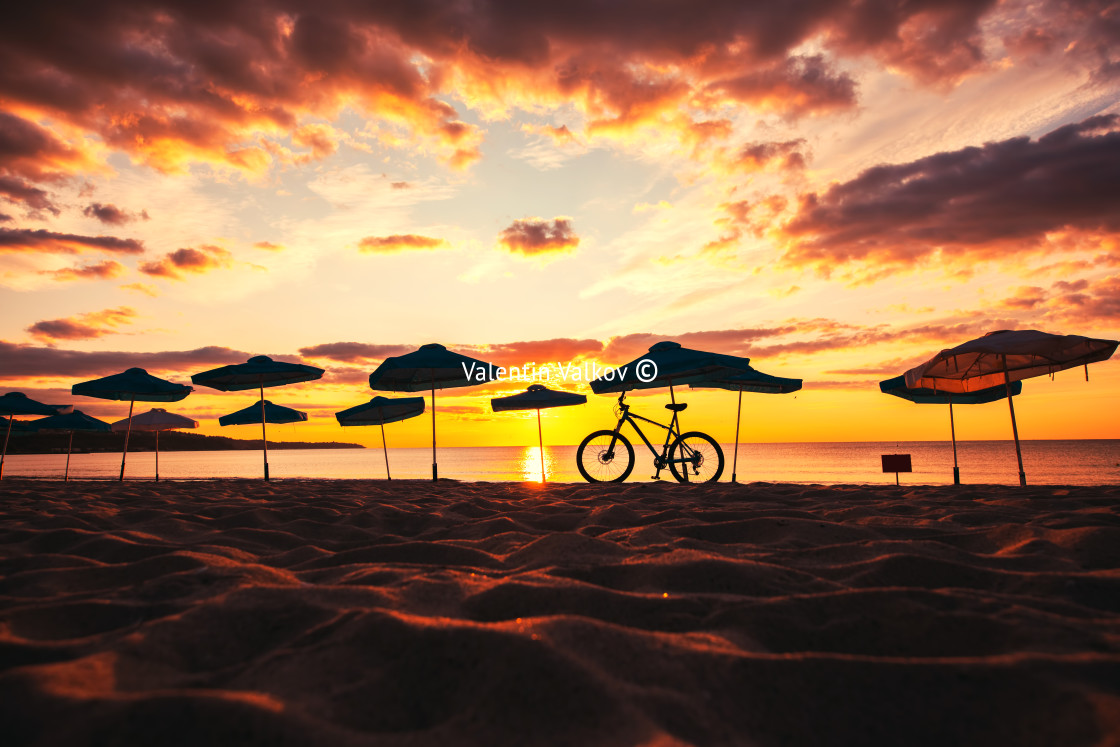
[576,430,635,483]
[668,431,724,483]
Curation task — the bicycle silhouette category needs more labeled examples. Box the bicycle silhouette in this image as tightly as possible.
[576,390,724,482]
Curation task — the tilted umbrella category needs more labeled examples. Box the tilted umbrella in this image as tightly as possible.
[111,408,199,482]
[368,344,498,480]
[335,396,425,480]
[689,365,802,483]
[880,375,1023,485]
[904,329,1118,485]
[491,384,587,482]
[193,356,324,480]
[72,369,190,481]
[0,392,72,479]
[220,400,308,426]
[29,410,111,481]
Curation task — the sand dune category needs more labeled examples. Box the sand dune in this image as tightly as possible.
[1,479,1119,745]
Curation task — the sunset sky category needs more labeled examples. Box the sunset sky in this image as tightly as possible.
[2,0,1118,450]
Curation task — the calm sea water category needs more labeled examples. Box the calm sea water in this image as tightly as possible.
[2,440,1118,485]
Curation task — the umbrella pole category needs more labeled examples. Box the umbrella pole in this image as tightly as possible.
[431,385,437,481]
[260,383,269,481]
[537,408,545,483]
[1004,363,1026,487]
[732,387,743,483]
[949,401,960,485]
[155,429,159,482]
[119,399,134,481]
[0,414,11,480]
[379,406,391,481]
[65,430,73,482]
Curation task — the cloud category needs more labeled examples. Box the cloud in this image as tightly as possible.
[0,111,94,180]
[498,218,579,256]
[253,241,284,251]
[298,342,414,363]
[779,115,1120,275]
[139,244,233,279]
[0,227,144,254]
[0,174,58,214]
[26,306,137,343]
[357,234,450,253]
[39,259,125,282]
[82,202,148,225]
[0,342,257,379]
[731,139,809,172]
[703,55,857,119]
[469,338,605,367]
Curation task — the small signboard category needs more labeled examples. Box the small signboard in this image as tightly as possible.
[882,454,912,485]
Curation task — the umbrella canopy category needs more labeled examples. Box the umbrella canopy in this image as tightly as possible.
[72,368,192,402]
[491,384,588,412]
[1,417,37,433]
[903,329,1118,486]
[688,365,803,483]
[193,356,323,481]
[880,375,1023,485]
[28,409,111,482]
[904,329,1118,392]
[335,396,426,426]
[71,368,191,481]
[368,343,497,391]
[111,408,199,432]
[1,391,74,479]
[589,341,746,394]
[368,343,499,480]
[219,400,307,426]
[335,396,426,480]
[191,355,324,391]
[491,384,587,482]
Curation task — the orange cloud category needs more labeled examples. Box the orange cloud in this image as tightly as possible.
[358,234,450,253]
[82,202,148,225]
[26,306,137,343]
[498,218,579,256]
[39,259,126,282]
[0,227,144,254]
[253,241,285,251]
[139,245,233,279]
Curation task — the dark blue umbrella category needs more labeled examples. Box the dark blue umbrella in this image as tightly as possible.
[72,368,191,481]
[491,384,587,482]
[335,396,426,480]
[30,410,111,481]
[194,356,324,480]
[588,341,743,395]
[880,375,1023,485]
[368,344,498,480]
[219,400,308,426]
[0,392,72,480]
[689,365,803,483]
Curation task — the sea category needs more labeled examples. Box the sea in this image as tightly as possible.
[2,440,1119,485]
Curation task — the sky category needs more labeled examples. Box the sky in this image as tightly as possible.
[2,0,1119,450]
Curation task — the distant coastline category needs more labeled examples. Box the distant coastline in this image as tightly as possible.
[3,430,363,454]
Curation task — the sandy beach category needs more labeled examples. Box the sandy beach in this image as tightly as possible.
[2,479,1119,746]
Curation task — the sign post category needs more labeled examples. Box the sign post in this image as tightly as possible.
[881,454,912,485]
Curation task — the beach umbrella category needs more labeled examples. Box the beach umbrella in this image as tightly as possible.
[193,356,324,480]
[0,392,72,479]
[880,375,1023,485]
[368,344,498,480]
[589,341,746,397]
[219,400,308,426]
[904,329,1119,485]
[689,366,803,483]
[72,368,191,481]
[29,410,111,481]
[491,384,587,482]
[111,408,199,482]
[335,396,425,480]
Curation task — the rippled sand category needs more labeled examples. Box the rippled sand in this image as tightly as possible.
[2,479,1119,745]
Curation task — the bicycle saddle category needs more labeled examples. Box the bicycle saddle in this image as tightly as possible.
[664,403,688,412]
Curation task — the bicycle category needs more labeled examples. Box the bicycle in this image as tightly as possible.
[576,391,724,483]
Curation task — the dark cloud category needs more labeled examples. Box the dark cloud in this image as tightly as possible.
[139,244,232,279]
[26,307,137,343]
[498,218,579,256]
[732,139,809,172]
[82,202,147,225]
[358,234,449,253]
[39,259,125,281]
[0,227,144,254]
[705,56,857,118]
[298,342,415,363]
[0,174,58,214]
[0,341,257,379]
[781,115,1120,273]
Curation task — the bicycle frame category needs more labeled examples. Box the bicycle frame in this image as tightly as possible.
[605,392,690,479]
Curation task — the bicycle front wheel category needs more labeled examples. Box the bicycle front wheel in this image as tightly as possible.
[668,431,724,483]
[576,430,635,483]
